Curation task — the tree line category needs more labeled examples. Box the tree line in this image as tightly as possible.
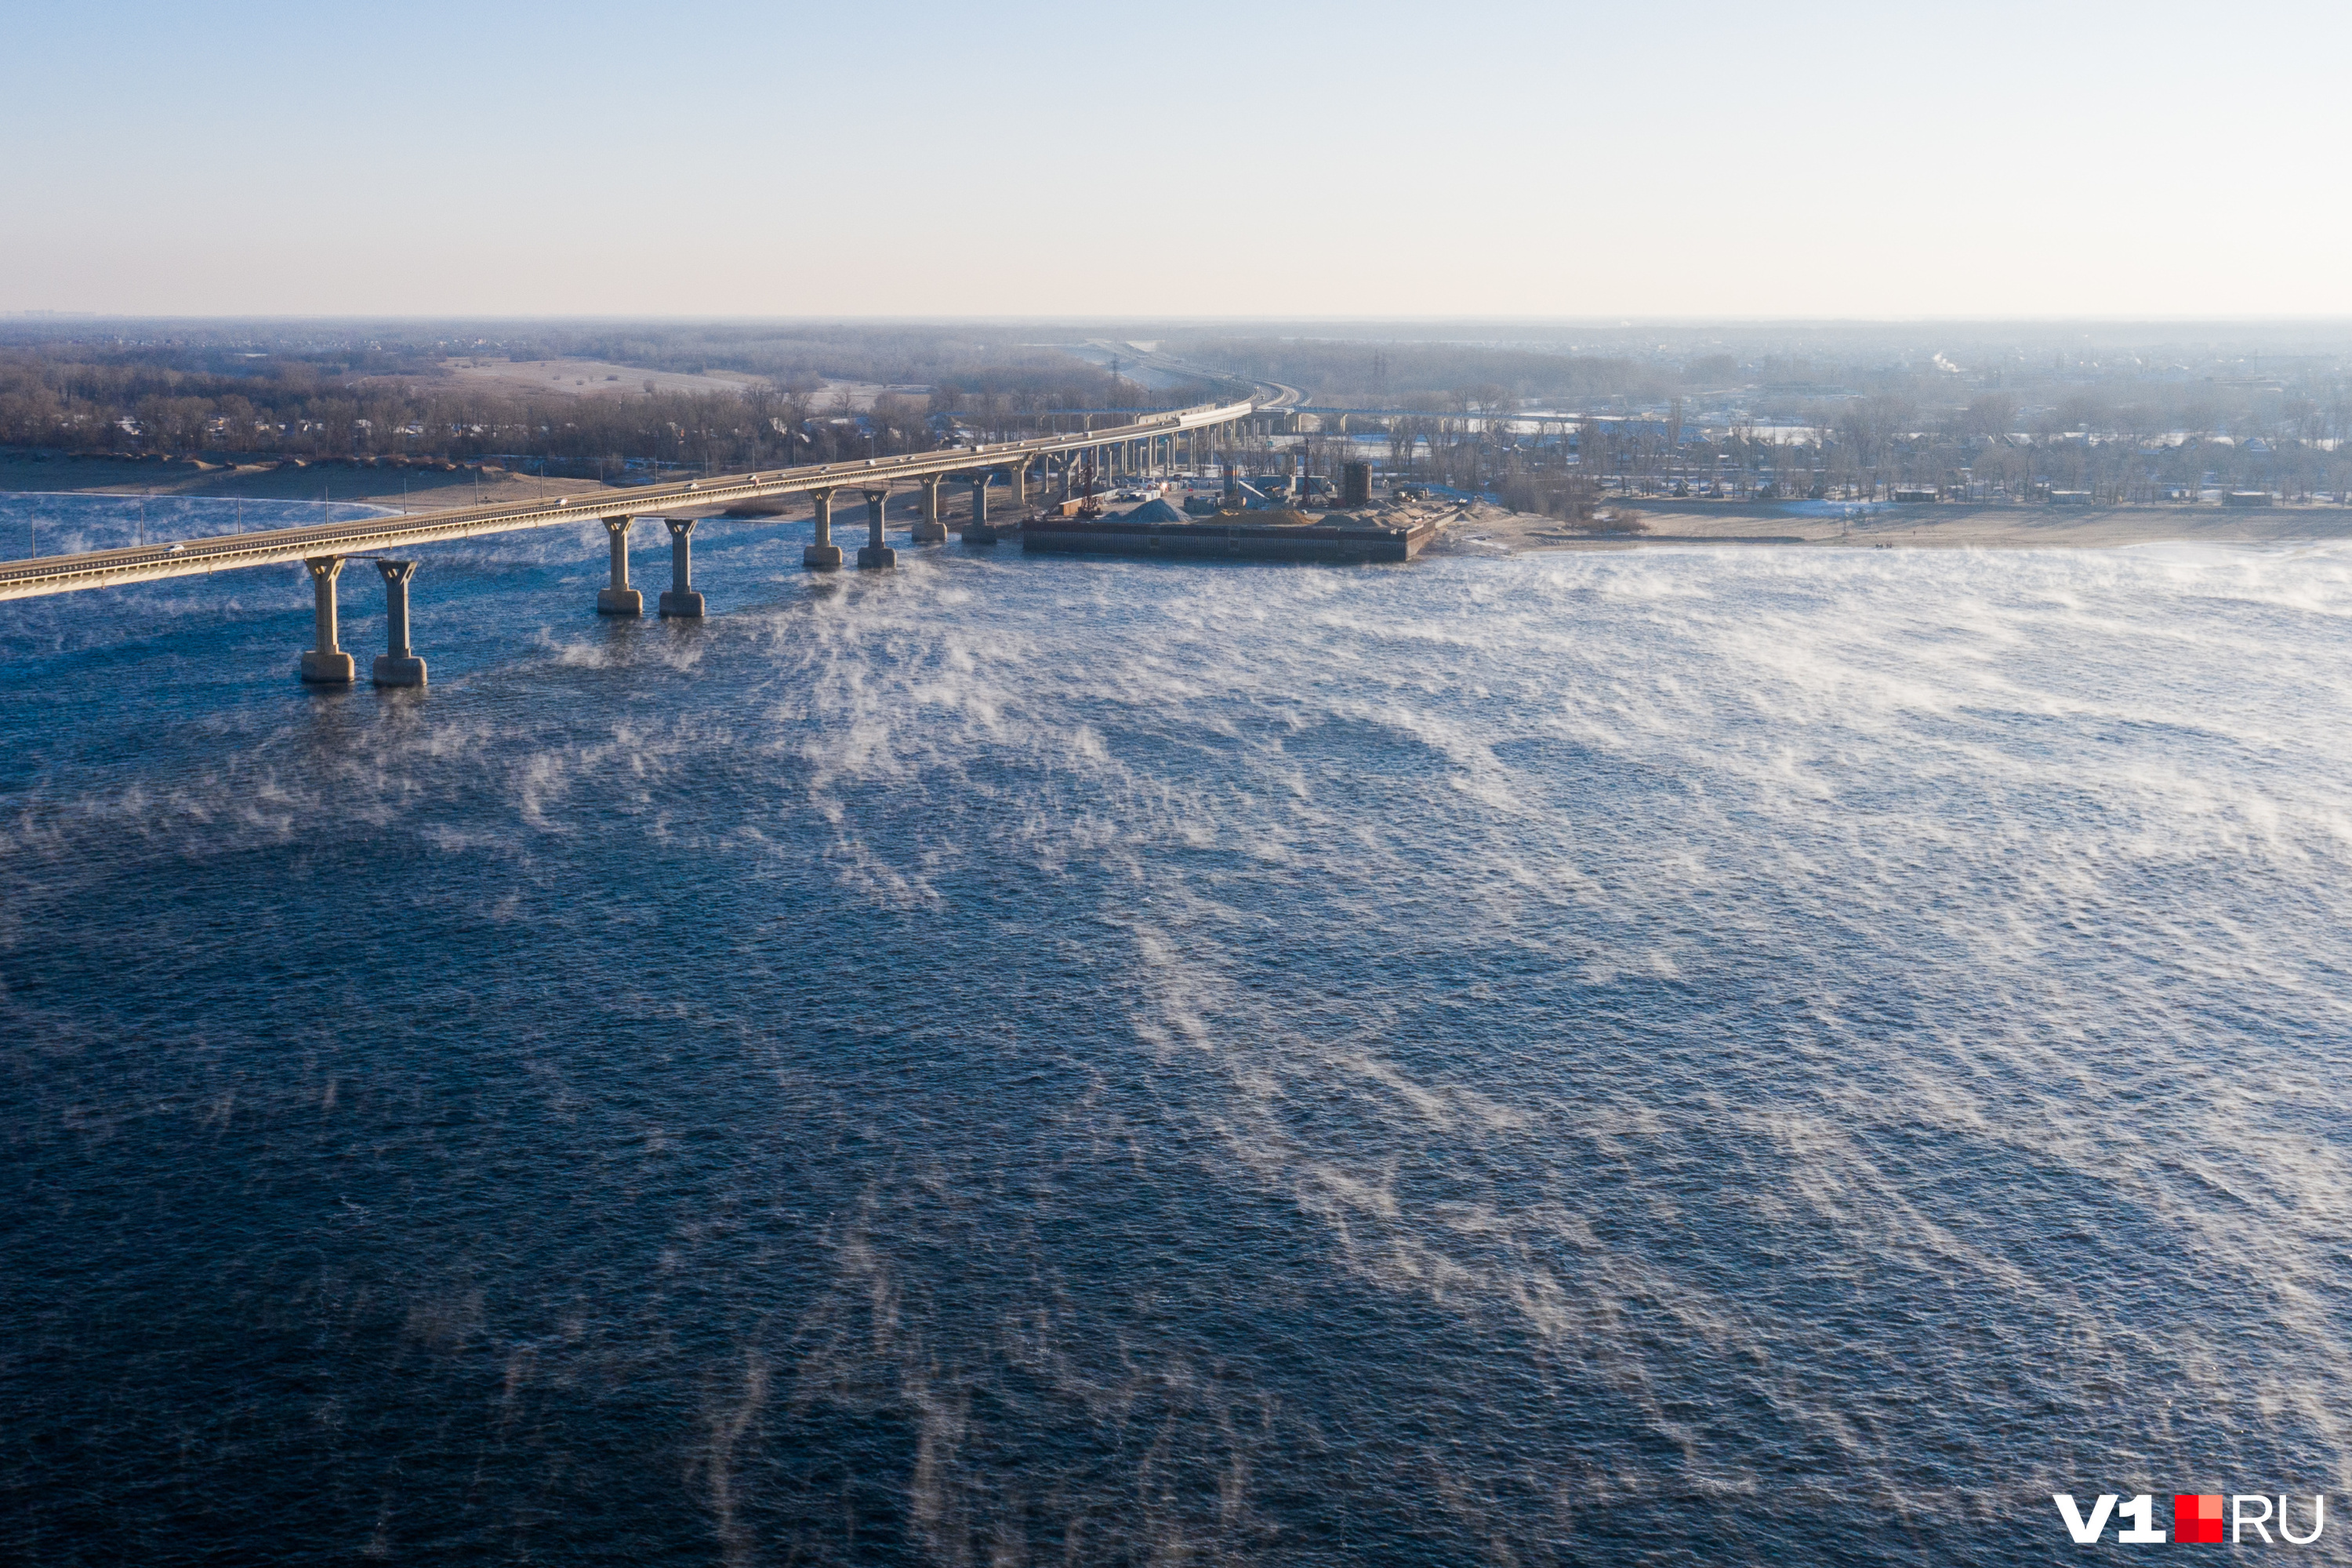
[0,331,1225,471]
[1337,412,2352,510]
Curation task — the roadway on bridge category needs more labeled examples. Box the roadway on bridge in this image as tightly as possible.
[0,401,1257,602]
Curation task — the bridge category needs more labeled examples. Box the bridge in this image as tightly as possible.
[0,399,1260,688]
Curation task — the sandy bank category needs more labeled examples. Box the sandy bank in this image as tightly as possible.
[0,452,613,513]
[1383,495,2352,554]
[426,358,769,401]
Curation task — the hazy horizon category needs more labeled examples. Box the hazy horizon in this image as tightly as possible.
[9,0,2347,320]
[13,313,2352,326]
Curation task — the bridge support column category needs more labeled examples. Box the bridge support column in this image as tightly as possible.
[857,487,895,569]
[966,474,997,544]
[299,557,356,684]
[804,488,842,570]
[371,559,426,688]
[1008,459,1027,508]
[659,517,705,616]
[597,516,642,614]
[913,475,947,543]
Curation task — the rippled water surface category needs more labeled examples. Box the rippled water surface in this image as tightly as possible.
[6,493,2352,1564]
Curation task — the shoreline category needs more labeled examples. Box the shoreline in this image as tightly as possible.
[0,451,614,516]
[1380,495,2352,555]
[10,452,2352,558]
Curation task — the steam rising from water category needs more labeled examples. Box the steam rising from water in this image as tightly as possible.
[5,492,2351,1562]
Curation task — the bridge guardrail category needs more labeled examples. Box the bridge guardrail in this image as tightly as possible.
[0,401,1259,600]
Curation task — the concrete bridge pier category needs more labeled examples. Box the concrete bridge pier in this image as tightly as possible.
[371,559,426,688]
[1008,458,1027,508]
[299,556,357,684]
[804,488,843,570]
[913,475,948,543]
[597,516,643,614]
[659,517,705,616]
[857,487,896,569]
[965,474,997,544]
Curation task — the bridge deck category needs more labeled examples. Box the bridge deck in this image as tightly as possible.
[0,401,1255,601]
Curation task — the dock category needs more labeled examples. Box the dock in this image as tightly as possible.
[1022,511,1436,564]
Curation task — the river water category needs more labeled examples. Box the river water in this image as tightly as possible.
[5,493,2350,1564]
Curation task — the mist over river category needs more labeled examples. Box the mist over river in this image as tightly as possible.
[5,493,2351,1565]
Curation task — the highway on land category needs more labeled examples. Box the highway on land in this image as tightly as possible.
[1091,342,1305,412]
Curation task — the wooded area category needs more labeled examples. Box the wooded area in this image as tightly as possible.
[0,324,1232,471]
[9,320,2352,504]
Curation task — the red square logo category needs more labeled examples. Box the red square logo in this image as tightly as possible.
[2175,1494,2225,1544]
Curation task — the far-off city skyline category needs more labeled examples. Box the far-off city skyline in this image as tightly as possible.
[7,0,2348,319]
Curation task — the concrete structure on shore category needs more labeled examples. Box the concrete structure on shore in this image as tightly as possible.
[0,401,1258,687]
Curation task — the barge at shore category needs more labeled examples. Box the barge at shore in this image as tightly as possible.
[1021,511,1436,564]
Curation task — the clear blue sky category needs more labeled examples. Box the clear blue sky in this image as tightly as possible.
[5,0,2346,318]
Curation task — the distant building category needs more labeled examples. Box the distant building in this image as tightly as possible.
[2049,490,2093,506]
[2223,491,2274,507]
